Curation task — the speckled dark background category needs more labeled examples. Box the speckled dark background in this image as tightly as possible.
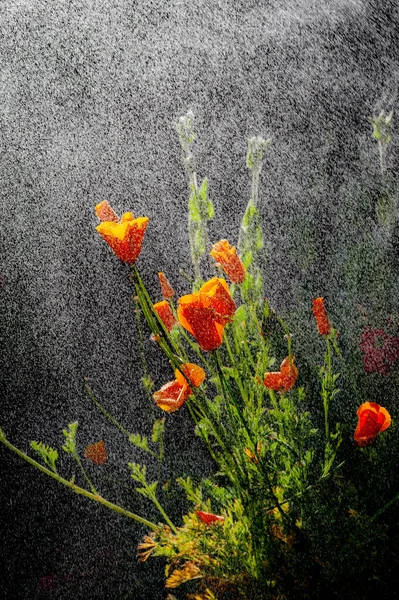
[1,1,399,598]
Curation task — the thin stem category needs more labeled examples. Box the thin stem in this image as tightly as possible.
[266,459,348,514]
[213,351,288,520]
[324,338,332,442]
[378,140,387,177]
[85,381,132,439]
[369,490,399,523]
[251,165,261,207]
[150,495,177,534]
[223,329,248,404]
[75,454,98,495]
[134,299,156,416]
[85,381,159,460]
[0,435,158,531]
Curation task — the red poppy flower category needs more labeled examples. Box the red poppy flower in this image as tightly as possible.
[84,440,107,465]
[96,202,149,264]
[354,402,391,447]
[158,272,175,299]
[177,278,236,351]
[210,240,246,284]
[153,300,176,332]
[153,363,206,412]
[264,356,298,393]
[195,511,225,525]
[312,297,331,336]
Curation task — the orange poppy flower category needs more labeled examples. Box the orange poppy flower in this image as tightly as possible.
[153,300,176,332]
[264,356,298,393]
[177,278,236,351]
[196,511,225,525]
[153,363,206,412]
[84,440,107,465]
[175,363,206,388]
[210,240,246,284]
[354,402,391,447]
[312,297,331,336]
[158,272,175,299]
[95,202,149,264]
[153,380,191,412]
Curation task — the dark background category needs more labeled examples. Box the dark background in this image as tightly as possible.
[1,0,399,598]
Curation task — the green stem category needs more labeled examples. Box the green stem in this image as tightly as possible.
[324,338,332,442]
[75,454,98,495]
[214,352,288,521]
[251,165,261,207]
[85,381,132,439]
[134,299,156,416]
[0,434,158,531]
[85,381,159,460]
[369,490,399,523]
[266,458,347,514]
[223,329,248,404]
[149,494,177,534]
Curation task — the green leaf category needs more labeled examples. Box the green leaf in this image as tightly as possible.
[31,440,59,473]
[176,476,203,504]
[128,462,147,484]
[129,433,150,453]
[152,418,166,444]
[136,480,158,499]
[188,192,201,222]
[198,178,214,220]
[234,304,248,324]
[62,422,78,456]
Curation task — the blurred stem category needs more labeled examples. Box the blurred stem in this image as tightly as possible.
[251,165,261,207]
[379,141,387,177]
[0,433,158,531]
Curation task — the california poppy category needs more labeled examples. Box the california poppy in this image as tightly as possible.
[210,239,246,284]
[175,363,206,388]
[84,440,107,465]
[158,272,175,299]
[177,278,236,351]
[96,200,119,223]
[153,300,176,332]
[354,402,391,447]
[195,511,225,525]
[153,380,191,413]
[264,356,298,393]
[153,363,206,412]
[95,202,149,264]
[312,297,331,336]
